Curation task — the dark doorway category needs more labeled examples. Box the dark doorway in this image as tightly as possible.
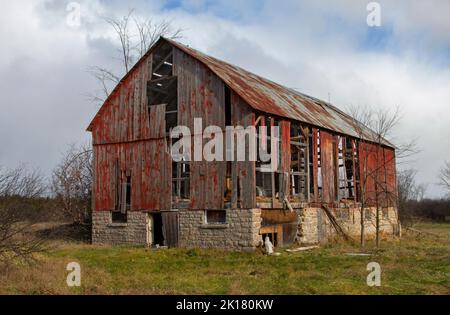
[152,213,165,246]
[162,212,179,248]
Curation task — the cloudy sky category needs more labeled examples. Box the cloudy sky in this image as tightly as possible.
[1,0,449,197]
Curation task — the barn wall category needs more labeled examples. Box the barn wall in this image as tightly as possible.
[91,53,153,145]
[90,46,172,212]
[358,142,397,207]
[173,48,259,210]
[93,140,171,211]
[88,40,399,249]
[173,47,227,210]
[91,44,261,213]
[178,209,262,251]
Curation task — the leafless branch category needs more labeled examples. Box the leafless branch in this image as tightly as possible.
[105,9,135,74]
[440,161,450,193]
[0,166,47,264]
[88,9,183,104]
[52,144,93,225]
[133,17,183,57]
[347,105,418,248]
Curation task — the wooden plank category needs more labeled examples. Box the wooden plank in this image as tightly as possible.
[231,91,256,209]
[312,128,319,203]
[280,120,291,201]
[162,212,179,247]
[320,130,336,204]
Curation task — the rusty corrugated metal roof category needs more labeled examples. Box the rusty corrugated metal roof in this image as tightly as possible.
[166,38,394,148]
[88,37,394,148]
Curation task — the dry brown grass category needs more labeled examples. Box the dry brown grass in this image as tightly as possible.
[0,222,449,295]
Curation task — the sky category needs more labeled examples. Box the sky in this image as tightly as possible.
[0,0,449,198]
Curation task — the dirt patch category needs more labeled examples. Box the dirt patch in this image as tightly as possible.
[32,222,91,243]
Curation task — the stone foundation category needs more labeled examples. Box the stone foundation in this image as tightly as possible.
[297,206,400,244]
[92,211,148,246]
[91,206,400,249]
[178,209,263,251]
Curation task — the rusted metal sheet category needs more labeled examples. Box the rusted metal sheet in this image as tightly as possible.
[164,38,394,148]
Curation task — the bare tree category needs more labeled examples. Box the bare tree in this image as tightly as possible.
[88,9,183,103]
[348,105,416,248]
[440,161,450,194]
[52,144,93,225]
[397,169,426,225]
[0,166,46,263]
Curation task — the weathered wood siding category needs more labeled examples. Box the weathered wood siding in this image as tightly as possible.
[90,40,398,213]
[91,49,171,212]
[320,130,336,204]
[358,142,397,207]
[231,91,256,209]
[173,47,227,210]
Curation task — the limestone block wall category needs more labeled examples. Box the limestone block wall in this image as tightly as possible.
[297,207,400,244]
[178,209,263,251]
[92,211,148,246]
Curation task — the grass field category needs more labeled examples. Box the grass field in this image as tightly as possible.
[1,222,449,295]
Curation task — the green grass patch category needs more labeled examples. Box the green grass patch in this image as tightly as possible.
[1,222,449,294]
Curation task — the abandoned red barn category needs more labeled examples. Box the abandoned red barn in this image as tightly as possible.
[87,37,400,250]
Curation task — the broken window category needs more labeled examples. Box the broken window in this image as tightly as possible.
[151,42,173,80]
[112,162,130,223]
[337,136,350,200]
[335,136,361,202]
[172,159,190,200]
[112,211,127,223]
[289,123,309,201]
[148,42,177,134]
[148,76,178,134]
[308,129,315,199]
[225,86,231,126]
[205,210,226,224]
[256,117,273,198]
[352,140,361,202]
[317,130,323,199]
[124,175,131,211]
[364,208,372,220]
[338,208,350,220]
[255,117,282,204]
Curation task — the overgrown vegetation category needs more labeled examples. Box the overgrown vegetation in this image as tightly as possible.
[0,222,448,294]
[0,166,47,264]
[51,144,92,226]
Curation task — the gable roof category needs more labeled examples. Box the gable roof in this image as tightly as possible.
[88,37,394,148]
